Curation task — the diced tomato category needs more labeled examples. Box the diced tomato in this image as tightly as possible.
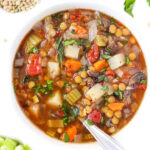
[56,110,65,118]
[27,54,42,76]
[136,84,146,90]
[87,44,100,63]
[88,109,101,124]
[105,70,115,77]
[71,14,83,21]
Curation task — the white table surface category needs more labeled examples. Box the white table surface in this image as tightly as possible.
[0,0,150,150]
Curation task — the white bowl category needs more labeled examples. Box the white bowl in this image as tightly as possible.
[6,0,150,149]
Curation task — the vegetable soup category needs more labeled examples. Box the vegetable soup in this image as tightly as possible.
[13,9,147,143]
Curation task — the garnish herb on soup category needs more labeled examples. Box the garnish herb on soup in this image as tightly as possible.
[13,9,147,143]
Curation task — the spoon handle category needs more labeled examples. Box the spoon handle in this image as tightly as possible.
[83,120,125,150]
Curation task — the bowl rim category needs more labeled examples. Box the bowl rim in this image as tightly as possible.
[9,0,150,149]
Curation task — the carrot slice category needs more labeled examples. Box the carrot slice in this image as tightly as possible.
[71,23,88,35]
[93,59,107,71]
[108,103,125,111]
[65,126,77,142]
[64,59,82,73]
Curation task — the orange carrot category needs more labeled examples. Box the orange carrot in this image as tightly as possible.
[64,59,82,73]
[108,103,125,111]
[64,125,77,142]
[93,59,107,71]
[71,23,88,35]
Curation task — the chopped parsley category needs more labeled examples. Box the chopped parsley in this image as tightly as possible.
[98,19,103,25]
[64,132,69,142]
[98,75,109,82]
[110,17,115,24]
[63,82,71,87]
[140,79,146,84]
[28,47,39,54]
[114,90,123,100]
[126,56,130,65]
[101,54,111,60]
[87,119,94,126]
[101,86,109,92]
[101,117,105,125]
[53,13,63,19]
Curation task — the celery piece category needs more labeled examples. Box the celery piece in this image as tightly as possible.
[0,145,9,150]
[3,138,17,150]
[66,89,81,105]
[23,145,31,150]
[24,33,41,53]
[14,145,24,150]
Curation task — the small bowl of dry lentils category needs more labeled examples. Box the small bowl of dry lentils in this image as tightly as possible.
[0,0,40,13]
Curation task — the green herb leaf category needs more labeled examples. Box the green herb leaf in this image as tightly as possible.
[64,39,76,46]
[124,0,136,17]
[101,86,109,92]
[105,47,112,52]
[122,39,128,45]
[64,132,69,142]
[53,13,63,19]
[87,119,94,126]
[71,30,76,34]
[147,0,150,6]
[76,39,91,48]
[63,82,71,87]
[14,84,18,92]
[56,38,64,67]
[140,79,146,84]
[98,75,109,82]
[101,54,111,60]
[28,47,39,54]
[70,107,79,118]
[126,56,130,65]
[101,117,105,125]
[98,20,103,25]
[114,90,123,100]
[110,17,115,24]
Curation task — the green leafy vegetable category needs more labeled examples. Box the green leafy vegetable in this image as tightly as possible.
[56,38,64,67]
[98,19,103,25]
[126,56,130,65]
[87,119,94,126]
[28,47,39,54]
[33,80,53,95]
[98,75,109,82]
[124,0,136,17]
[105,47,112,52]
[110,17,115,24]
[101,117,105,125]
[53,13,63,19]
[64,39,76,46]
[63,82,71,87]
[101,54,111,60]
[64,132,69,142]
[122,39,128,45]
[71,30,76,34]
[101,86,109,92]
[76,39,91,48]
[114,90,123,100]
[140,79,146,84]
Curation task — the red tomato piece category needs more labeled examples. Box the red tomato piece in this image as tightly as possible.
[136,84,146,90]
[88,109,101,124]
[87,44,100,63]
[105,70,115,77]
[27,54,42,76]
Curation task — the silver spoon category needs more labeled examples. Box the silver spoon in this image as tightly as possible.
[81,119,125,150]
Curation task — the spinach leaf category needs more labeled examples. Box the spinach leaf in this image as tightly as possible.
[56,38,64,67]
[124,0,136,17]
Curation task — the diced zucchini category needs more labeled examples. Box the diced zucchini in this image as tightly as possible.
[47,91,62,108]
[47,120,64,128]
[86,84,105,102]
[65,44,80,59]
[3,138,17,150]
[48,61,60,79]
[108,53,125,70]
[66,89,81,105]
[24,33,41,53]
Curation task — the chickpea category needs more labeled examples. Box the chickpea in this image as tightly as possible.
[112,117,119,125]
[106,110,113,118]
[108,126,116,133]
[80,70,87,78]
[129,53,136,61]
[129,36,136,44]
[28,81,35,89]
[114,111,122,119]
[60,22,67,30]
[89,66,95,71]
[108,96,115,103]
[115,29,122,37]
[113,84,118,90]
[119,83,126,91]
[75,76,82,84]
[85,106,92,114]
[109,25,117,34]
[101,106,109,113]
[122,28,130,36]
[57,128,63,134]
[83,98,91,105]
